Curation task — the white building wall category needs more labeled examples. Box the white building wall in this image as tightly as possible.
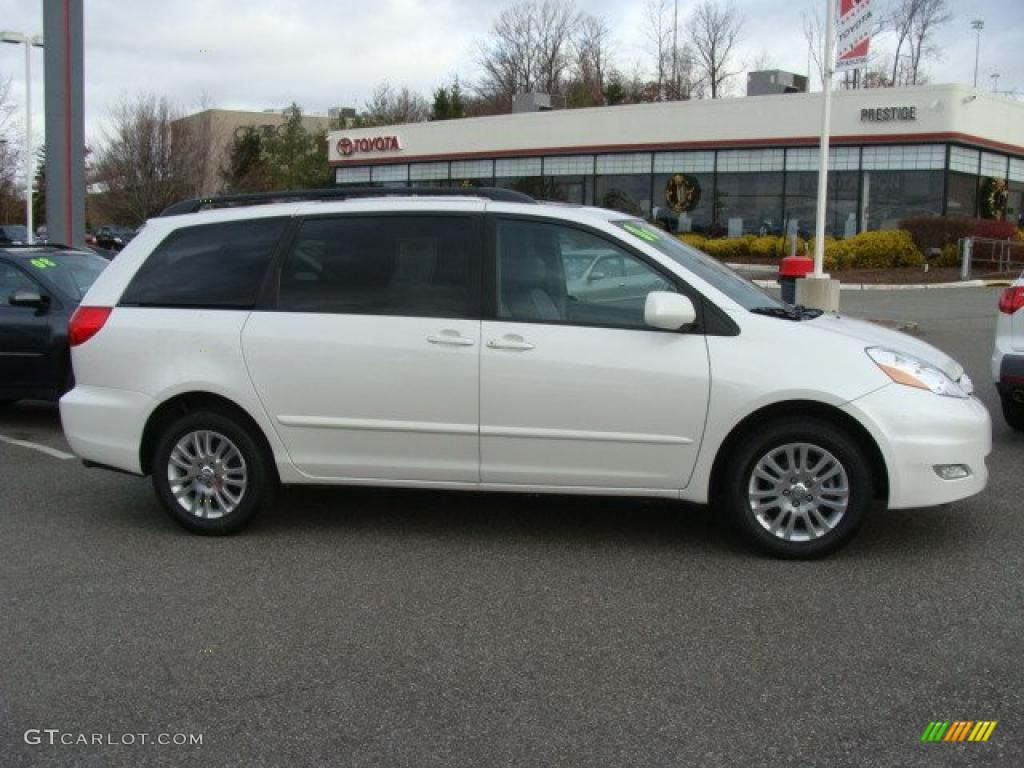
[327,85,1024,166]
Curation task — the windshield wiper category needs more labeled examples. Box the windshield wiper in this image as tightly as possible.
[793,304,824,319]
[749,304,824,321]
[750,305,802,321]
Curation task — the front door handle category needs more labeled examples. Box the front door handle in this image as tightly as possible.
[427,331,475,346]
[487,334,535,351]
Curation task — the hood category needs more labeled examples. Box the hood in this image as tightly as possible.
[808,313,964,381]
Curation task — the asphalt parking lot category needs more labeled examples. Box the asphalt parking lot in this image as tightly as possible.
[1,287,1021,767]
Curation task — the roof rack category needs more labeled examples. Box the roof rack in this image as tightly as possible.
[159,186,536,217]
[1,242,76,251]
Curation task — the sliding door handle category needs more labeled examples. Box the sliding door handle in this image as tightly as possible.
[487,335,535,351]
[427,332,475,346]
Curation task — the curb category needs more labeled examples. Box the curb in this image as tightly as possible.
[752,278,1004,291]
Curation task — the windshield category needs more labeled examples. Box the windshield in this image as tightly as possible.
[24,251,108,301]
[611,219,785,311]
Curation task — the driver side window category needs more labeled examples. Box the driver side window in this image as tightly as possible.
[495,220,673,329]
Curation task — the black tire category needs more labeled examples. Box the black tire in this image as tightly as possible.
[1000,392,1024,432]
[722,416,873,559]
[151,409,277,535]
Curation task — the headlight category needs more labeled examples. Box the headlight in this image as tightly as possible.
[866,347,968,398]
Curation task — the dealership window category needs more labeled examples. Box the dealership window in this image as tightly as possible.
[408,162,450,188]
[595,153,652,218]
[714,150,784,236]
[653,152,714,234]
[370,164,409,187]
[336,166,371,185]
[978,152,1010,219]
[782,147,860,237]
[543,155,593,204]
[784,172,860,238]
[862,170,944,230]
[494,157,544,195]
[450,159,494,188]
[858,145,945,230]
[1009,159,1024,226]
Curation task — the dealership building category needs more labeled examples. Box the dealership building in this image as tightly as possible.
[327,84,1024,237]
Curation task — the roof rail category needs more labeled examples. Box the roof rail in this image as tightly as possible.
[159,186,536,217]
[1,242,76,251]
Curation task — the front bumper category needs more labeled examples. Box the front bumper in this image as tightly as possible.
[841,384,991,509]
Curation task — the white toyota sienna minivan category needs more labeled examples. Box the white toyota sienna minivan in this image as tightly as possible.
[59,189,991,557]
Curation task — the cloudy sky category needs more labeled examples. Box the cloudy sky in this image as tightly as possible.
[0,0,1020,148]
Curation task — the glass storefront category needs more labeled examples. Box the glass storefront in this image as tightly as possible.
[336,142,1021,235]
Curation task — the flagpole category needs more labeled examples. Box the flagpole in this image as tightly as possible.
[812,0,836,277]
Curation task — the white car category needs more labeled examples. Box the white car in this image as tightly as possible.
[59,189,991,557]
[992,275,1024,430]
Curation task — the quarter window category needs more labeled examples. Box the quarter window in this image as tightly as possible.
[121,219,287,308]
[277,216,477,317]
[497,220,673,329]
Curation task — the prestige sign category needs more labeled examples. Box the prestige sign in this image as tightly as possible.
[336,135,402,157]
[860,106,917,122]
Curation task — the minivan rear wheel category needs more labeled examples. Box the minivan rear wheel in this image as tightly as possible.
[151,410,276,534]
[722,417,872,558]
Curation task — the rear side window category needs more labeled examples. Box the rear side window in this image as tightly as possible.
[277,216,478,318]
[120,219,287,308]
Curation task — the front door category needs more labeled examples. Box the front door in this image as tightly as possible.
[0,261,52,395]
[480,218,710,490]
[243,213,483,483]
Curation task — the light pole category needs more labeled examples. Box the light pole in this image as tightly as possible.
[0,30,44,245]
[971,19,984,88]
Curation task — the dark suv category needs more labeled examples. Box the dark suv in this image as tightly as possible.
[0,246,109,404]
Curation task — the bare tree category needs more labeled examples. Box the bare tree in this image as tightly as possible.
[0,75,23,222]
[570,13,613,106]
[907,0,951,85]
[643,0,672,100]
[476,0,580,108]
[364,81,430,126]
[801,8,826,90]
[91,93,207,226]
[888,0,918,85]
[687,1,744,98]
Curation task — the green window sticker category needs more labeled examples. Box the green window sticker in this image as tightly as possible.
[621,223,659,242]
[30,257,57,269]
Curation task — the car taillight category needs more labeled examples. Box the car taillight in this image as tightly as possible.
[998,286,1024,315]
[69,306,112,346]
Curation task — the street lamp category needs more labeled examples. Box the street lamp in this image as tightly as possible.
[971,19,984,88]
[0,30,44,245]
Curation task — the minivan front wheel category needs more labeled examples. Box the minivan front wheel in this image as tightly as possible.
[151,410,276,534]
[723,418,872,558]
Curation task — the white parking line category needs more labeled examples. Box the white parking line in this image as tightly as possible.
[0,433,76,461]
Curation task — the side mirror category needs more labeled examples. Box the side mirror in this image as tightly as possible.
[9,290,49,310]
[587,271,606,283]
[644,291,696,331]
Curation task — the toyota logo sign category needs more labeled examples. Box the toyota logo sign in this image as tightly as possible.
[336,135,401,157]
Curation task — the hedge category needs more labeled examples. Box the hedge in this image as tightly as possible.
[900,215,1021,254]
[681,230,924,270]
[678,234,804,261]
[811,230,924,270]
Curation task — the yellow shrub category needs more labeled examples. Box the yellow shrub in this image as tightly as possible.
[811,230,923,270]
